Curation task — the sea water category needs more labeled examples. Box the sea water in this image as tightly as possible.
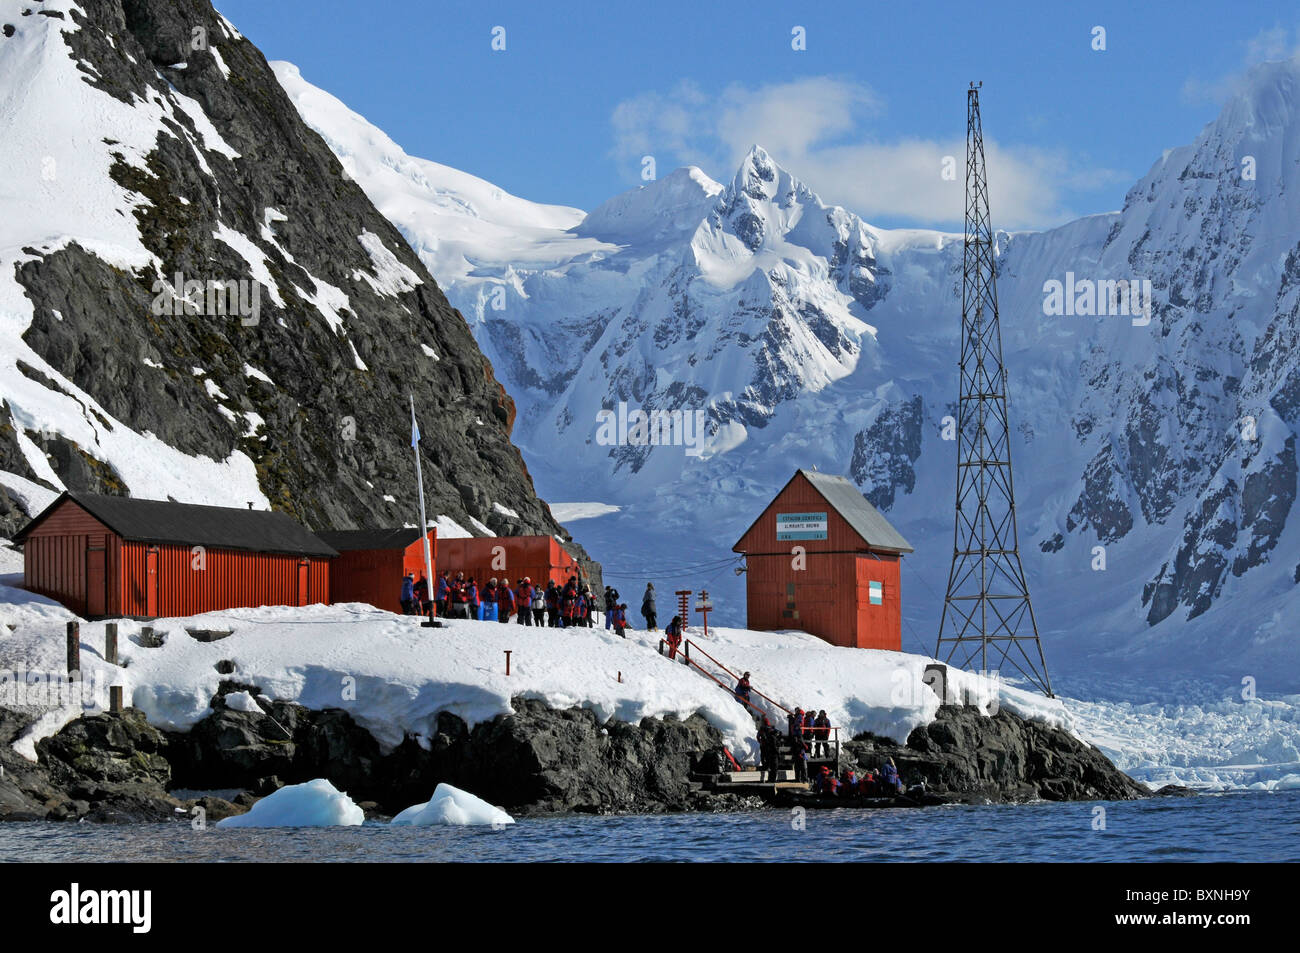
[1,789,1296,862]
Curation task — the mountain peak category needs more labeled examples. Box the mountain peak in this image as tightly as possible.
[575,165,722,244]
[1218,56,1300,141]
[729,144,781,201]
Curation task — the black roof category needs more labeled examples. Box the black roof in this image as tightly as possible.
[315,528,425,551]
[15,492,338,558]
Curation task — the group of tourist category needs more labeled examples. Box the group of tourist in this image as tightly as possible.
[753,712,906,795]
[753,708,834,782]
[399,572,663,634]
[809,761,906,798]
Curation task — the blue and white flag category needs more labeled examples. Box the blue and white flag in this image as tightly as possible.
[410,403,421,447]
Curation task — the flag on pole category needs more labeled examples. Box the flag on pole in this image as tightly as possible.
[409,394,435,620]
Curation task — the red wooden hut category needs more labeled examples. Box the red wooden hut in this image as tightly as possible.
[732,469,914,650]
[315,528,435,614]
[14,491,336,619]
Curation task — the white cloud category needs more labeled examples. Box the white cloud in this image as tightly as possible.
[609,77,1121,229]
[1181,26,1300,105]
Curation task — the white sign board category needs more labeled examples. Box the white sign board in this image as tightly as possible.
[776,512,828,541]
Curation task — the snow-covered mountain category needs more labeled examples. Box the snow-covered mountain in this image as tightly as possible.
[281,57,1300,689]
[0,0,595,565]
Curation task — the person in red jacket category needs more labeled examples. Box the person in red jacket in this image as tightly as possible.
[515,578,533,626]
[464,577,479,620]
[664,615,683,659]
[561,578,577,627]
[841,768,858,797]
[496,577,515,623]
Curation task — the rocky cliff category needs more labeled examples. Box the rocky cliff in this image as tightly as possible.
[0,0,596,579]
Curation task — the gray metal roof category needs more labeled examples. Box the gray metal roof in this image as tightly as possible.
[316,528,424,551]
[16,492,338,558]
[798,469,914,553]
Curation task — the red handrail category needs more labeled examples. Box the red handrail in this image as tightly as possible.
[676,650,772,723]
[683,638,795,719]
[659,637,843,767]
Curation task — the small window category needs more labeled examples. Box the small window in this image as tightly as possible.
[868,580,883,606]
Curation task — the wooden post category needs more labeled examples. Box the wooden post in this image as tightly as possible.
[504,650,512,676]
[695,589,713,638]
[65,621,79,678]
[675,590,691,631]
[109,686,123,713]
[105,622,118,666]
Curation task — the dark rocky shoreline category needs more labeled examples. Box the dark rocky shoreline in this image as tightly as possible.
[0,696,1162,824]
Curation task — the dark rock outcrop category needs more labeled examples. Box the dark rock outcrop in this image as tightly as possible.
[1,698,1149,822]
[1,708,185,822]
[392,698,735,814]
[164,696,739,816]
[845,705,1149,803]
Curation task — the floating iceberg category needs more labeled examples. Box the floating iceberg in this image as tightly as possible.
[216,779,364,828]
[390,783,515,827]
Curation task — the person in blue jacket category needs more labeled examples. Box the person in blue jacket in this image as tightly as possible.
[435,571,450,617]
[881,758,903,795]
[400,573,415,615]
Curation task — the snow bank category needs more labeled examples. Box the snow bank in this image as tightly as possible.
[0,583,1050,764]
[215,779,364,828]
[390,783,514,827]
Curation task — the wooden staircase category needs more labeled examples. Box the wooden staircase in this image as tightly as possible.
[659,633,843,795]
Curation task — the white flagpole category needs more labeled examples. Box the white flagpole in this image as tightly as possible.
[410,395,434,609]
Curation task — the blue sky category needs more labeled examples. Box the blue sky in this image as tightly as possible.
[218,0,1300,230]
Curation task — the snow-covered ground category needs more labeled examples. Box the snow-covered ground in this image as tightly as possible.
[1,574,1296,793]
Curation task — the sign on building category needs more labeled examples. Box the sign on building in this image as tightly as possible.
[776,512,828,541]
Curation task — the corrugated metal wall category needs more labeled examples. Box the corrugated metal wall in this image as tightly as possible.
[437,536,579,589]
[21,503,114,615]
[118,542,330,617]
[734,472,903,650]
[328,547,404,613]
[23,498,331,618]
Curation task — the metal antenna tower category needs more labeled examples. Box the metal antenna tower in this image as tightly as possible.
[935,83,1053,697]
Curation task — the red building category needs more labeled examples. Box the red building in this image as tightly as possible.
[732,469,913,650]
[14,491,336,619]
[317,530,583,615]
[436,535,580,591]
[315,528,435,614]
